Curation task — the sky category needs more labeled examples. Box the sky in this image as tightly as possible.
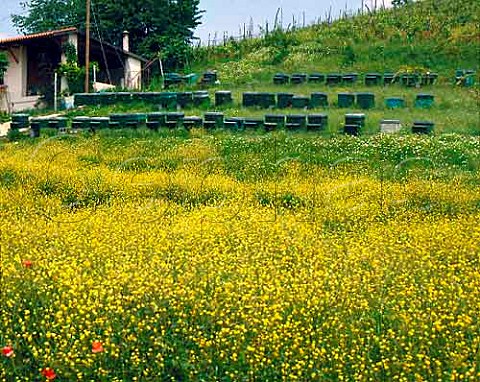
[0,0,392,40]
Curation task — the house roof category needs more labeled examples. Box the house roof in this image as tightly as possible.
[0,27,147,63]
[0,27,77,45]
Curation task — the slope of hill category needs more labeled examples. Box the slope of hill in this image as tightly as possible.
[192,0,479,85]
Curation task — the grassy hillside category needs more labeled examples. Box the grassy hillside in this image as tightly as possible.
[191,0,479,85]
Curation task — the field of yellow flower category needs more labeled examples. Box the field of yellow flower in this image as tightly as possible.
[1,130,479,381]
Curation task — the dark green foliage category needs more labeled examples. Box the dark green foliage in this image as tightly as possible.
[342,45,357,66]
[57,42,84,95]
[11,0,82,33]
[0,51,9,83]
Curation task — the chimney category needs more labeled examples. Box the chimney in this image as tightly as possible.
[122,31,130,52]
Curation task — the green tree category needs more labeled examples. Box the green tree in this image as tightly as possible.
[12,0,82,33]
[12,0,203,69]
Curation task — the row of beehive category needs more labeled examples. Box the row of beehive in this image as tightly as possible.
[73,91,435,110]
[273,72,439,87]
[12,112,434,137]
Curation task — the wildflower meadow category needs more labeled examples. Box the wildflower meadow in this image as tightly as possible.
[0,130,479,381]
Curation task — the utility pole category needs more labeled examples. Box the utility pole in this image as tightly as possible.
[85,0,90,93]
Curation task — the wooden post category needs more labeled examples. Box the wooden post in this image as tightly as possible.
[54,72,58,112]
[85,0,91,93]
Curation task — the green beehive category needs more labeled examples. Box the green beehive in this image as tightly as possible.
[345,113,365,127]
[308,73,325,84]
[147,112,167,129]
[259,93,276,109]
[286,115,307,130]
[326,73,342,86]
[109,113,127,127]
[109,113,145,129]
[148,92,163,106]
[183,73,199,85]
[159,92,178,110]
[9,122,22,130]
[164,73,183,88]
[465,70,476,87]
[290,73,308,85]
[177,92,194,109]
[224,117,245,131]
[55,117,68,129]
[127,113,146,129]
[215,91,233,107]
[356,93,375,109]
[338,93,355,108]
[307,114,328,131]
[385,97,405,109]
[415,94,435,108]
[310,93,328,108]
[264,114,285,131]
[344,124,360,136]
[244,118,264,129]
[273,73,290,85]
[47,119,59,129]
[242,92,259,107]
[166,112,185,129]
[421,72,438,86]
[344,113,365,135]
[412,121,434,134]
[193,91,211,108]
[115,92,133,104]
[98,92,115,105]
[72,116,91,130]
[183,116,203,130]
[456,69,476,87]
[201,71,218,86]
[131,92,144,103]
[30,120,41,137]
[342,73,358,84]
[204,112,224,129]
[73,93,90,107]
[383,72,395,85]
[365,73,382,86]
[401,73,420,87]
[90,117,109,129]
[291,96,310,109]
[11,114,30,129]
[277,93,294,109]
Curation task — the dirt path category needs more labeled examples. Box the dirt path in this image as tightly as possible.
[0,121,10,137]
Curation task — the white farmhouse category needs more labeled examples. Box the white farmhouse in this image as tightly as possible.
[0,27,146,112]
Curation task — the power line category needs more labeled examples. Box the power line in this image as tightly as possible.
[90,0,113,84]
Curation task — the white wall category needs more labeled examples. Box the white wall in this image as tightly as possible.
[124,57,142,89]
[1,46,40,111]
[3,46,25,101]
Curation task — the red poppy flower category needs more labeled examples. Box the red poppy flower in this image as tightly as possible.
[23,260,33,268]
[41,368,56,380]
[2,345,14,357]
[92,340,104,353]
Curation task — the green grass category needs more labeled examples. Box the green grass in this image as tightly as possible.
[34,81,477,137]
[190,0,479,84]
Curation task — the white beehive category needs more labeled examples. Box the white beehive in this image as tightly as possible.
[380,119,402,134]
